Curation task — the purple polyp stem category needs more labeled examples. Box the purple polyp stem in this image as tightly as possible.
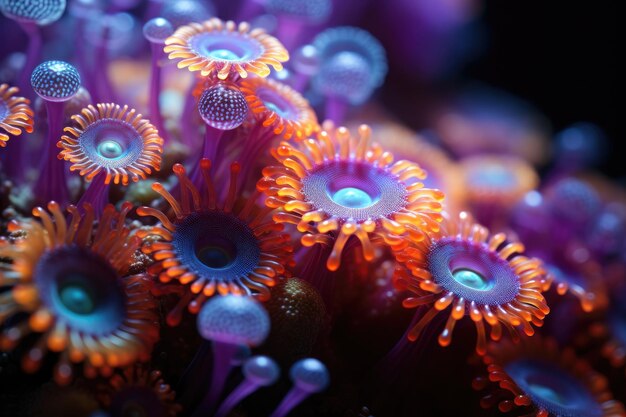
[269,387,310,417]
[325,97,349,125]
[192,341,240,417]
[203,126,224,164]
[215,380,260,417]
[188,125,224,188]
[17,21,41,97]
[296,244,338,309]
[237,123,274,188]
[181,88,200,148]
[145,0,164,20]
[176,340,212,408]
[296,237,361,310]
[34,100,69,205]
[76,172,110,217]
[76,17,98,102]
[94,24,116,103]
[379,308,444,381]
[149,43,169,144]
[365,310,445,415]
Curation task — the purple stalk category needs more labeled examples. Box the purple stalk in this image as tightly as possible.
[236,123,274,189]
[145,0,164,20]
[76,172,110,217]
[269,387,310,417]
[191,341,240,417]
[377,308,445,381]
[215,379,260,417]
[75,17,98,101]
[363,311,446,415]
[175,341,212,408]
[295,237,360,309]
[181,87,200,148]
[295,244,338,308]
[188,125,224,188]
[33,100,69,206]
[149,43,169,144]
[94,24,116,103]
[324,97,349,125]
[17,21,41,98]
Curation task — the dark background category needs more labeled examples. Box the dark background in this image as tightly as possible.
[375,0,620,178]
[469,0,619,176]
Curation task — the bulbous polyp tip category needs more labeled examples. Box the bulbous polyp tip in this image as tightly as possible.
[143,17,174,44]
[555,122,607,167]
[196,295,270,347]
[200,158,212,170]
[313,52,373,105]
[172,163,186,175]
[31,60,81,102]
[293,45,320,76]
[277,145,292,156]
[162,0,214,29]
[289,358,329,393]
[243,355,280,386]
[198,84,248,130]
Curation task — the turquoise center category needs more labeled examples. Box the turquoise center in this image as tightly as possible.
[528,382,565,405]
[265,101,290,118]
[332,187,374,208]
[59,282,95,315]
[452,268,492,291]
[209,49,241,60]
[197,245,233,269]
[97,139,124,159]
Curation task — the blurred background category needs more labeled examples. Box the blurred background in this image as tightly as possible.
[370,0,619,176]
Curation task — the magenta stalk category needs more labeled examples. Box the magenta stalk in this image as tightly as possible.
[191,340,240,417]
[16,22,42,96]
[34,100,69,205]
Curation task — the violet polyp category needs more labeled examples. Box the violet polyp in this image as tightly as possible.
[193,295,270,416]
[30,60,81,206]
[143,17,174,145]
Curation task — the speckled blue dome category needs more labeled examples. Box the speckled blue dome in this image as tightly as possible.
[197,295,270,347]
[313,26,387,88]
[31,60,81,102]
[312,51,374,105]
[198,84,248,130]
[0,0,66,25]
